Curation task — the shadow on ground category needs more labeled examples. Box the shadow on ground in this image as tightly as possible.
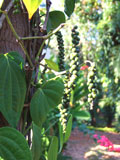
[63,128,120,160]
[85,145,120,160]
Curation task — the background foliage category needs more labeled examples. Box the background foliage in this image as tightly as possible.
[0,0,120,160]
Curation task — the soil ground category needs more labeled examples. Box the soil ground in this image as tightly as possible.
[63,128,120,160]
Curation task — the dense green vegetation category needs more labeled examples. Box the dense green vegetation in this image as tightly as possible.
[0,0,120,159]
[56,0,120,129]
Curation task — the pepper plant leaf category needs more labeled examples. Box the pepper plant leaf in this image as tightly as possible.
[64,0,75,17]
[47,11,66,32]
[58,123,64,153]
[30,79,64,127]
[48,136,58,160]
[22,0,43,19]
[72,110,91,120]
[45,59,59,71]
[0,127,32,160]
[31,123,42,160]
[0,0,4,9]
[0,52,26,127]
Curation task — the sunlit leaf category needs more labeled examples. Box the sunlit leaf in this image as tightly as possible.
[22,0,43,19]
[64,0,75,17]
[45,59,59,71]
[0,0,4,9]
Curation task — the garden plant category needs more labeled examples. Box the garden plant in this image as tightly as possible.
[0,0,78,159]
[1,0,120,160]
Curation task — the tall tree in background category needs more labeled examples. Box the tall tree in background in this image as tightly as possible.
[72,0,120,127]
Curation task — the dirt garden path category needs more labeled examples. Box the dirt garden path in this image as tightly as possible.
[63,128,120,160]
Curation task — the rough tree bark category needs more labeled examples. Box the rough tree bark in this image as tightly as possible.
[0,0,29,58]
[0,0,47,129]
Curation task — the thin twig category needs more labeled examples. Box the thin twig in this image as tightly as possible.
[23,124,32,136]
[0,0,13,29]
[43,0,52,31]
[32,12,41,59]
[42,119,59,135]
[20,23,65,40]
[32,30,39,60]
[28,19,32,60]
[21,23,65,62]
[39,63,66,75]
[1,10,34,68]
[35,40,45,61]
[39,62,51,70]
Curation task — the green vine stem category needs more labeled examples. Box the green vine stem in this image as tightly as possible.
[23,124,32,136]
[24,119,59,136]
[39,63,66,76]
[35,40,45,61]
[42,119,59,135]
[1,10,34,68]
[20,23,65,40]
[35,24,65,62]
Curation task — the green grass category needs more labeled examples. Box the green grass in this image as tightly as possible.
[87,126,117,133]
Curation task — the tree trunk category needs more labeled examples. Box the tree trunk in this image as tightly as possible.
[0,0,29,59]
[0,0,29,127]
[0,1,45,129]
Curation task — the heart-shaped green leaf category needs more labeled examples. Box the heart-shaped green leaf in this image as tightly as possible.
[30,88,49,127]
[0,52,26,127]
[64,0,75,17]
[0,0,4,9]
[48,136,58,160]
[22,0,43,19]
[47,11,66,32]
[0,127,32,160]
[45,59,59,71]
[30,79,64,126]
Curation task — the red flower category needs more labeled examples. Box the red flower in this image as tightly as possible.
[93,134,120,152]
[108,146,114,151]
[114,147,120,152]
[93,134,98,139]
[80,65,88,70]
